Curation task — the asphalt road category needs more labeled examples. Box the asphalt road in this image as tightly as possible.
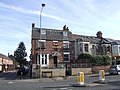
[0,71,120,90]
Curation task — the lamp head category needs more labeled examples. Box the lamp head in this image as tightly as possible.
[42,3,45,7]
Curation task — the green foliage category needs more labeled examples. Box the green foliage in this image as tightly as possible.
[14,42,27,65]
[92,55,112,66]
[77,53,92,59]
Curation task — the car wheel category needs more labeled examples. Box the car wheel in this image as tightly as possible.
[117,72,120,75]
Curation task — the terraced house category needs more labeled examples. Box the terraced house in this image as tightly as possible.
[31,23,120,70]
[0,53,14,72]
[31,23,77,69]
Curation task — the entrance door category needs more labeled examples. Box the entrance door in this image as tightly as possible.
[54,56,57,67]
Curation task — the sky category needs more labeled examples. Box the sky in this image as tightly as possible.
[0,0,120,60]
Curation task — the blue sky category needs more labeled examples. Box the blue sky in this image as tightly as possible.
[0,0,120,60]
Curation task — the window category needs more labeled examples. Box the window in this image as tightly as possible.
[41,30,46,34]
[53,41,58,51]
[119,46,120,53]
[63,52,70,62]
[79,43,82,51]
[63,31,68,36]
[40,54,49,67]
[84,43,89,52]
[63,41,69,48]
[39,40,46,49]
[107,46,111,52]
[41,30,46,39]
[42,54,44,64]
[92,45,95,49]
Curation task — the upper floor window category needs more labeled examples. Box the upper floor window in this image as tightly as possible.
[107,46,111,53]
[92,45,95,49]
[39,40,46,49]
[41,30,46,34]
[79,43,82,51]
[63,31,68,37]
[84,43,89,52]
[41,30,46,39]
[63,41,69,48]
[119,47,120,53]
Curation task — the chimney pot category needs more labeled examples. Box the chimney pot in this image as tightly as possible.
[32,23,35,28]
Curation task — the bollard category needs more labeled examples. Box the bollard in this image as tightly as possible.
[99,70,105,81]
[73,72,87,87]
[94,70,106,84]
[77,72,84,85]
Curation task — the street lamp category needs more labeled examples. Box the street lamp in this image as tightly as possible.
[40,3,46,31]
[38,3,46,78]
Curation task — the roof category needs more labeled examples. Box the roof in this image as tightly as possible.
[0,53,12,60]
[77,35,112,44]
[112,40,120,45]
[32,28,73,41]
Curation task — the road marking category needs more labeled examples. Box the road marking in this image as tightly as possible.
[8,82,14,84]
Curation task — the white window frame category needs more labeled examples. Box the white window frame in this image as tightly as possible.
[63,31,68,36]
[63,41,69,48]
[40,54,49,67]
[63,52,70,62]
[41,30,46,34]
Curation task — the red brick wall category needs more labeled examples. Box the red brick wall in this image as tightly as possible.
[32,39,65,66]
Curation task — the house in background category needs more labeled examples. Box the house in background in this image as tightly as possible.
[111,40,120,64]
[0,53,14,72]
[75,31,112,60]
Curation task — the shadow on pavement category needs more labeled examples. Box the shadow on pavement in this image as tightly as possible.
[0,71,17,80]
[0,71,30,80]
[89,73,117,77]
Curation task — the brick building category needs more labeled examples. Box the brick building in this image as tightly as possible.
[0,53,14,72]
[31,23,77,68]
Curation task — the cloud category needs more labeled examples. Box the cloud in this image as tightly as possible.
[0,2,66,22]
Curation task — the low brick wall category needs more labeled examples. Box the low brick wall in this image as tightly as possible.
[41,68,66,77]
[72,68,92,75]
[32,66,92,78]
[92,65,110,74]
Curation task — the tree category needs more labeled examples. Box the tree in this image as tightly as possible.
[14,42,27,65]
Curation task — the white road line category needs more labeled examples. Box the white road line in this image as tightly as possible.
[8,82,14,84]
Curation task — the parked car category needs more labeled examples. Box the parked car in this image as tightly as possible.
[17,65,29,76]
[109,65,120,75]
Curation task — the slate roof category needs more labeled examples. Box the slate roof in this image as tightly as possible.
[77,35,112,44]
[32,26,120,45]
[112,40,120,45]
[32,28,73,41]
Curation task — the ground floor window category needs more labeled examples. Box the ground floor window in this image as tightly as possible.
[40,54,49,67]
[36,54,49,67]
[63,52,70,62]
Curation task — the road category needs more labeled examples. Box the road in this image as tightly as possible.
[0,71,120,90]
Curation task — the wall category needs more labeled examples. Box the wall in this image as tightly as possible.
[72,68,92,75]
[42,68,66,77]
[32,66,92,78]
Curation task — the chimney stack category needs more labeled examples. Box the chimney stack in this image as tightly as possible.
[63,25,69,31]
[96,31,103,39]
[32,23,35,28]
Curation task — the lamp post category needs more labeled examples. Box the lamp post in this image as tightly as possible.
[29,54,32,78]
[40,3,45,31]
[38,3,46,78]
